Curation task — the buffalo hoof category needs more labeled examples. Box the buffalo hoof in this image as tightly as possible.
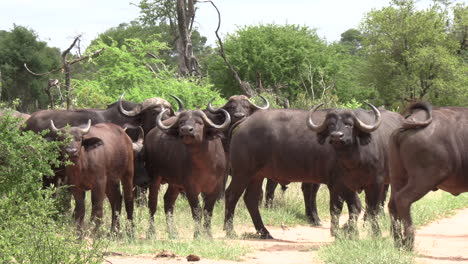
[308,217,322,227]
[258,228,274,239]
[226,230,237,238]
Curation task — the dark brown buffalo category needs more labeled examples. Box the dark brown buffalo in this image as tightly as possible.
[308,103,403,234]
[207,96,322,225]
[145,108,231,237]
[388,102,468,250]
[50,121,134,232]
[25,93,171,134]
[225,109,361,239]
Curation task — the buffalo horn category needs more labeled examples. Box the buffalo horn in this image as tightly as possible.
[206,97,220,113]
[80,120,92,134]
[354,102,381,133]
[156,109,179,131]
[132,127,144,152]
[170,95,184,113]
[50,120,60,132]
[248,95,270,110]
[307,103,328,133]
[199,109,231,131]
[119,92,141,117]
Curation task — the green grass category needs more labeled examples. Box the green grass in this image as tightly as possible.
[63,182,468,263]
[316,191,468,264]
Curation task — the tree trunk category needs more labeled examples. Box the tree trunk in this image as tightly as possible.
[176,0,199,77]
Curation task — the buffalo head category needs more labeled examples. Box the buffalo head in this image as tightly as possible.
[118,93,183,132]
[156,109,231,145]
[307,103,381,148]
[206,95,269,124]
[50,119,101,160]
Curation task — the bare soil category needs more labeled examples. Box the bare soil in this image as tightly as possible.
[104,208,468,264]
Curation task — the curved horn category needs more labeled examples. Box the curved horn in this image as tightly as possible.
[80,119,92,134]
[402,102,432,129]
[170,95,184,112]
[307,103,328,132]
[132,127,144,152]
[156,109,179,131]
[248,95,270,110]
[354,102,382,133]
[206,97,221,113]
[118,92,141,117]
[50,120,60,132]
[199,109,231,131]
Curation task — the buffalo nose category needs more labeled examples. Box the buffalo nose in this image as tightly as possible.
[65,147,78,155]
[330,131,344,141]
[234,112,245,118]
[180,125,194,135]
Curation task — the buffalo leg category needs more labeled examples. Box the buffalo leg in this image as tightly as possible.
[90,185,106,233]
[202,191,220,238]
[185,191,203,238]
[342,187,362,234]
[106,182,123,233]
[264,179,278,208]
[394,175,440,250]
[147,176,161,238]
[121,168,135,236]
[364,183,384,236]
[302,183,321,226]
[224,177,250,237]
[244,177,273,239]
[163,184,180,238]
[71,188,86,231]
[388,188,403,245]
[327,184,345,237]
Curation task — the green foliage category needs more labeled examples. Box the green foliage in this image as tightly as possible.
[0,116,104,264]
[90,20,208,69]
[0,25,61,111]
[205,24,335,100]
[75,38,224,109]
[360,0,467,107]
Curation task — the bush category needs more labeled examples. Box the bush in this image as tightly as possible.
[0,115,104,264]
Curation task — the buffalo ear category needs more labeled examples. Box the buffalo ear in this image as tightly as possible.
[205,128,224,140]
[358,131,372,145]
[82,137,104,151]
[317,131,329,145]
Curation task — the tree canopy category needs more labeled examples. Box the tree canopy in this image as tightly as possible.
[0,25,61,111]
[360,0,467,107]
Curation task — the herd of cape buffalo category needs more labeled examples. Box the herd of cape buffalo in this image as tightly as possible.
[1,94,468,250]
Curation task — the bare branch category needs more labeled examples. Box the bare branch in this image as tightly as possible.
[204,0,254,96]
[24,63,62,76]
[67,48,105,66]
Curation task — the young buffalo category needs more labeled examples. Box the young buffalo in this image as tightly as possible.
[50,120,135,233]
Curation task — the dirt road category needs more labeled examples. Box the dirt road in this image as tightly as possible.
[105,208,468,264]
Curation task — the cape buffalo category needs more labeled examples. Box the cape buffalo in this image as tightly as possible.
[145,108,231,238]
[307,103,402,234]
[50,120,135,233]
[25,93,172,134]
[388,102,468,250]
[207,96,322,225]
[225,109,361,239]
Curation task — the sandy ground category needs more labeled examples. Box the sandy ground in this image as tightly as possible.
[104,208,468,264]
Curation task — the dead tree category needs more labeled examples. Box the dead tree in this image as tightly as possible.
[201,0,255,96]
[24,36,104,110]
